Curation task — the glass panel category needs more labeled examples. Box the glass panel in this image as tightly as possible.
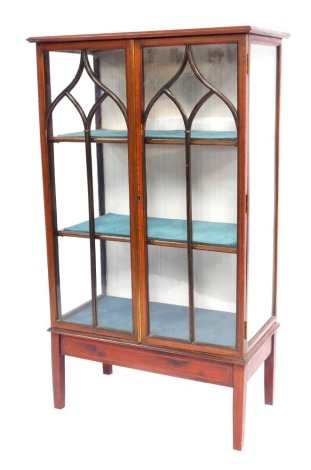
[100,142,130,217]
[96,49,127,132]
[54,143,90,230]
[143,43,237,136]
[48,51,90,136]
[148,245,189,340]
[143,45,185,109]
[192,95,235,133]
[193,251,236,347]
[96,240,133,332]
[247,44,277,339]
[60,142,130,237]
[47,48,127,138]
[191,43,237,108]
[58,237,93,324]
[49,47,129,234]
[54,143,129,235]
[144,95,185,132]
[58,238,133,332]
[146,144,186,239]
[144,144,237,248]
[191,145,237,247]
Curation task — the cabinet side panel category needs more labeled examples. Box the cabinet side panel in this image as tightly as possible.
[247,43,278,340]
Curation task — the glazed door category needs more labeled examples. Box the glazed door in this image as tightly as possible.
[137,37,245,353]
[39,40,139,340]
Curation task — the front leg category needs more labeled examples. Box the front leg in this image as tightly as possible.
[102,364,113,375]
[51,333,65,409]
[233,364,247,450]
[264,334,276,405]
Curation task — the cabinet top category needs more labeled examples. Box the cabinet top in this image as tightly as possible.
[27,25,290,43]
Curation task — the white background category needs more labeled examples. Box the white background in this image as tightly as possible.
[1,1,309,468]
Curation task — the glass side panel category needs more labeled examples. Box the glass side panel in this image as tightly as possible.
[193,250,236,347]
[148,245,189,340]
[247,44,277,340]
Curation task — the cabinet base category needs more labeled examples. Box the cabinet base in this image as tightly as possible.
[51,324,277,450]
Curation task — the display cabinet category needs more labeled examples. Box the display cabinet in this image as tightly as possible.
[28,26,289,450]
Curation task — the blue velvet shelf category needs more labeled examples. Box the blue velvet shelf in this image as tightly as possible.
[58,129,237,140]
[64,212,237,247]
[63,295,236,348]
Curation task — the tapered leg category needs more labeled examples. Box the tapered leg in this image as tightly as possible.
[51,333,65,409]
[102,364,113,375]
[264,334,276,405]
[233,364,247,451]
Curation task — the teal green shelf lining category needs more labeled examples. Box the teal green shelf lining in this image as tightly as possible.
[63,212,237,247]
[62,294,236,348]
[58,129,237,140]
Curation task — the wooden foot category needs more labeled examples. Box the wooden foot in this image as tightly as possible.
[51,333,65,409]
[233,364,247,451]
[264,334,276,405]
[102,364,113,375]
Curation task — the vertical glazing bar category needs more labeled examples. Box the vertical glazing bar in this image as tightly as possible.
[85,128,98,327]
[96,150,106,295]
[185,129,195,343]
[94,55,107,295]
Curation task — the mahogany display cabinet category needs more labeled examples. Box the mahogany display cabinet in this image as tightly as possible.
[28,26,289,450]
